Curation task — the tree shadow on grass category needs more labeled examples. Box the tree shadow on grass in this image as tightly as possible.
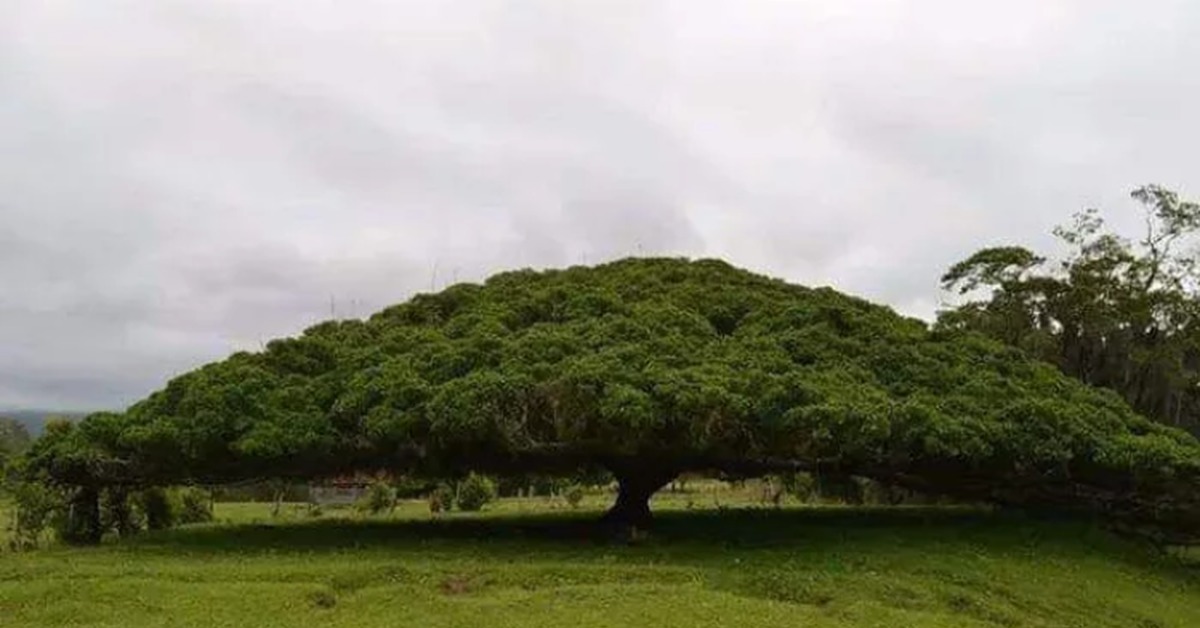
[119,505,1144,561]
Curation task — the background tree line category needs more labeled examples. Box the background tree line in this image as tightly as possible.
[939,185,1200,438]
[0,417,33,469]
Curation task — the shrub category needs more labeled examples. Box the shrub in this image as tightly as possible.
[564,484,584,509]
[358,480,396,515]
[9,481,59,550]
[176,487,213,524]
[139,487,176,530]
[455,473,495,512]
[429,483,454,515]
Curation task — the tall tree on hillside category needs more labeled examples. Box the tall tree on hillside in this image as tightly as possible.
[939,185,1200,436]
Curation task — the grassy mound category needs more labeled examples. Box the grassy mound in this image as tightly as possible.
[1,501,1196,627]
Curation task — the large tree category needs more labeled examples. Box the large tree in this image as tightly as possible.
[939,185,1200,438]
[25,258,1200,537]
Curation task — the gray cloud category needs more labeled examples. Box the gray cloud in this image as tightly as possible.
[2,0,1199,410]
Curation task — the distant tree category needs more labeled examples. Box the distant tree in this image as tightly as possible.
[0,417,33,469]
[939,185,1200,437]
[20,258,1200,541]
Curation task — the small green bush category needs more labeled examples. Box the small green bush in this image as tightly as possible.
[9,481,59,550]
[359,480,396,515]
[564,484,584,509]
[176,487,213,524]
[429,483,454,515]
[455,473,495,512]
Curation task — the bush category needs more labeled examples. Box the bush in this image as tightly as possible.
[139,487,176,530]
[429,483,454,515]
[358,480,396,515]
[564,484,584,509]
[455,473,495,512]
[176,487,213,524]
[9,481,59,550]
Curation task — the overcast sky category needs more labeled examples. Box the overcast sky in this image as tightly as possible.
[2,1,1198,411]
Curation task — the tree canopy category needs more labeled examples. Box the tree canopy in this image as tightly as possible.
[25,257,1200,534]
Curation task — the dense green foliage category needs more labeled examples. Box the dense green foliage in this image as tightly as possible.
[455,473,496,512]
[428,483,454,515]
[22,257,1200,535]
[177,487,215,525]
[140,487,176,531]
[940,185,1200,438]
[360,480,397,515]
[6,481,58,550]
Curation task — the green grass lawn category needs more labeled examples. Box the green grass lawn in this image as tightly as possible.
[1,492,1197,628]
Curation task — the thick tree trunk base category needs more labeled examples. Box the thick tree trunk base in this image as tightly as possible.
[600,489,655,529]
[600,467,678,532]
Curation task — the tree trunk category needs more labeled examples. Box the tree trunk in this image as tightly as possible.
[601,467,677,529]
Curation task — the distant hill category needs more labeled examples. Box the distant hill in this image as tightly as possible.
[0,410,89,436]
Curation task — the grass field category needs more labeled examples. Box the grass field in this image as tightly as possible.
[1,490,1197,627]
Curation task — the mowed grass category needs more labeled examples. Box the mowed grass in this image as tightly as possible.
[1,491,1197,628]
